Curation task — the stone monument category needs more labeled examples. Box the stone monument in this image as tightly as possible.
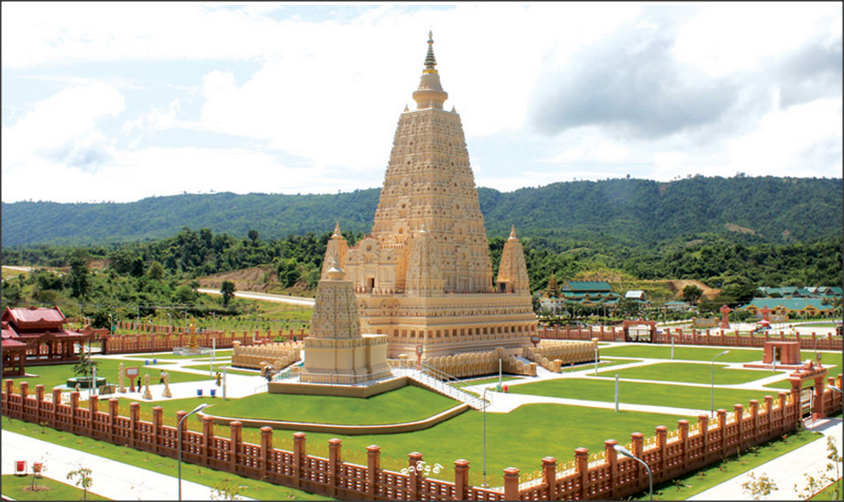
[299,259,391,385]
[118,362,126,393]
[162,371,172,398]
[142,373,152,400]
[323,32,537,359]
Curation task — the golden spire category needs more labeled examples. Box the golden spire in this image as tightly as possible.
[424,30,437,74]
[332,221,343,239]
[413,31,448,110]
[509,225,518,241]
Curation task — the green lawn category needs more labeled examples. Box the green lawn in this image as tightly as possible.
[2,418,328,500]
[208,385,457,425]
[600,345,841,364]
[7,359,212,391]
[593,362,779,385]
[1,474,110,501]
[511,377,779,411]
[764,368,842,390]
[626,429,826,500]
[809,478,843,500]
[296,403,690,487]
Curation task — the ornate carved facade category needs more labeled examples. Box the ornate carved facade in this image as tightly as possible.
[325,33,537,359]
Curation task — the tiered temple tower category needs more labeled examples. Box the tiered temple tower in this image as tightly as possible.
[326,33,537,359]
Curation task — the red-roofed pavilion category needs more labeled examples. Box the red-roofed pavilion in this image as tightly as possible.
[1,306,93,373]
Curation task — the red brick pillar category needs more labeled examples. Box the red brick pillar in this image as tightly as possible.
[575,448,589,499]
[734,404,744,451]
[697,414,709,464]
[408,452,423,500]
[605,440,618,498]
[542,456,557,499]
[108,398,119,442]
[89,395,99,435]
[749,400,759,441]
[230,421,242,474]
[328,438,342,497]
[453,459,469,500]
[51,388,62,427]
[678,420,689,469]
[69,389,79,433]
[777,392,789,434]
[763,395,773,439]
[503,467,520,501]
[152,406,163,453]
[35,384,44,424]
[656,426,667,477]
[129,402,140,448]
[814,375,826,419]
[366,445,380,499]
[261,426,273,480]
[716,409,727,454]
[202,415,214,466]
[20,381,29,420]
[4,379,13,415]
[293,432,306,488]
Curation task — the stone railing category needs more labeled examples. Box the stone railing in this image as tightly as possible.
[231,341,303,371]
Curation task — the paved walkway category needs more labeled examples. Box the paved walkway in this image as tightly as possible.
[688,417,843,500]
[1,429,254,500]
[198,288,315,306]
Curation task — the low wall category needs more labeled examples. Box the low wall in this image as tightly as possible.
[269,375,407,398]
[538,326,843,350]
[200,402,468,435]
[524,340,596,372]
[232,341,303,370]
[3,375,840,501]
[101,328,310,355]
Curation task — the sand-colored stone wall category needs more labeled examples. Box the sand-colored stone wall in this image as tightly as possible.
[406,348,537,378]
[232,340,303,370]
[523,340,596,373]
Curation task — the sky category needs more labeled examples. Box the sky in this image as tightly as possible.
[2,2,841,203]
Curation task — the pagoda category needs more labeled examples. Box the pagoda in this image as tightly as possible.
[324,33,537,359]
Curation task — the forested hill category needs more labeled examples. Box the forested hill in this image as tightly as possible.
[2,176,841,247]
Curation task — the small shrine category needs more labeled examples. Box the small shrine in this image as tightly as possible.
[1,306,93,372]
[173,321,212,356]
[742,341,802,370]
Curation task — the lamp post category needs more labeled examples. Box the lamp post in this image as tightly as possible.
[711,350,730,417]
[614,444,652,501]
[178,403,209,500]
[482,387,490,488]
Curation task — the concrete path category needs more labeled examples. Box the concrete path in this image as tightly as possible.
[198,288,315,306]
[1,429,254,501]
[688,417,843,500]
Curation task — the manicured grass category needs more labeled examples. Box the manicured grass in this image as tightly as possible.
[1,418,329,500]
[765,368,842,390]
[809,478,843,500]
[511,377,778,411]
[1,474,110,501]
[593,362,780,385]
[6,359,211,391]
[626,428,825,500]
[208,385,457,425]
[600,345,841,364]
[296,404,690,487]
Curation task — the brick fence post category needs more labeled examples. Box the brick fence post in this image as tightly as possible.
[366,445,380,499]
[69,389,79,433]
[328,438,342,498]
[129,402,140,448]
[655,426,667,478]
[698,414,708,465]
[631,432,644,491]
[762,396,773,440]
[542,456,557,499]
[504,467,520,500]
[51,388,62,427]
[734,404,744,452]
[777,392,788,435]
[716,409,727,455]
[293,432,306,488]
[408,452,423,501]
[4,379,13,415]
[109,398,119,443]
[152,406,163,453]
[230,421,242,475]
[678,420,689,471]
[605,440,618,499]
[20,382,29,420]
[575,448,589,499]
[453,459,469,500]
[261,426,273,480]
[89,395,99,436]
[202,415,214,466]
[35,384,44,425]
[749,400,759,442]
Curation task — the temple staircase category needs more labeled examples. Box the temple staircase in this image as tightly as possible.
[399,363,488,410]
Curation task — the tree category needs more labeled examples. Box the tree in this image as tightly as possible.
[211,478,245,500]
[683,284,703,305]
[68,256,90,299]
[73,350,99,379]
[742,472,778,500]
[247,229,259,244]
[147,260,165,280]
[220,281,236,308]
[67,466,93,500]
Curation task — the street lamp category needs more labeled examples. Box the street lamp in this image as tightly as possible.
[482,387,491,488]
[711,350,730,417]
[614,444,652,501]
[178,403,209,500]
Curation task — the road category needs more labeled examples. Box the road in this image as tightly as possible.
[197,288,315,306]
[1,265,33,272]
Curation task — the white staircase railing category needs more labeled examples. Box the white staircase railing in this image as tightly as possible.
[403,362,488,410]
